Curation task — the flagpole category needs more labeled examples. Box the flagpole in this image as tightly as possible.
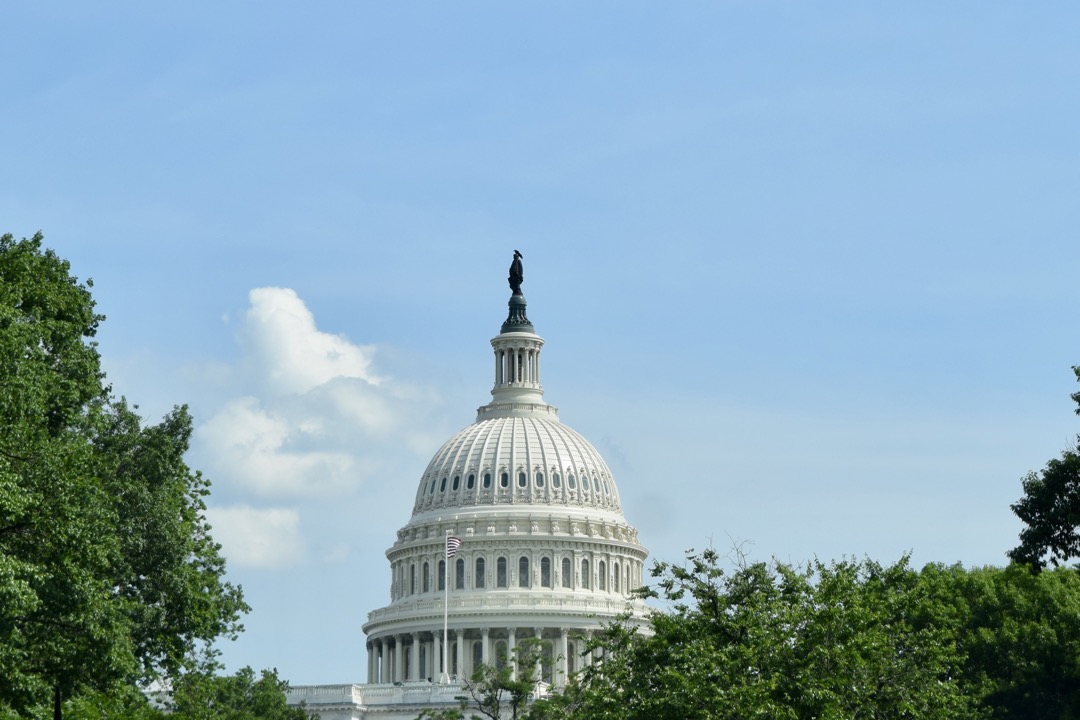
[441,533,450,684]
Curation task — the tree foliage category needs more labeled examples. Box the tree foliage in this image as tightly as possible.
[1009,366,1080,569]
[419,638,546,720]
[167,666,313,720]
[0,233,247,715]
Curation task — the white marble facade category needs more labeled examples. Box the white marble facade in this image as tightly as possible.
[288,291,649,719]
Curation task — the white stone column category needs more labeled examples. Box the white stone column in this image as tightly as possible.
[410,632,421,680]
[557,628,569,687]
[533,627,543,683]
[384,639,393,686]
[394,634,405,683]
[433,631,442,677]
[481,627,491,667]
[455,629,465,679]
[582,631,593,667]
[507,627,517,680]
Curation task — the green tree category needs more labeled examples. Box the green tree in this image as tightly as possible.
[917,563,1080,719]
[0,233,246,716]
[543,548,972,720]
[420,638,547,720]
[1009,366,1080,569]
[168,667,313,720]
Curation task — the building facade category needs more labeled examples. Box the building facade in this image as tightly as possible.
[289,276,649,719]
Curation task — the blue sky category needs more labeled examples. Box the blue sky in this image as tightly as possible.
[4,2,1080,685]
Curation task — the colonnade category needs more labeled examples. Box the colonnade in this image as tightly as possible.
[494,344,541,387]
[366,626,593,687]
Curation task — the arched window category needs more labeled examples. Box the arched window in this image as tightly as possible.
[423,562,430,593]
[553,473,561,488]
[568,474,576,489]
[614,562,620,592]
[467,473,476,490]
[599,560,607,591]
[440,477,447,492]
[582,475,590,491]
[518,472,527,488]
[475,557,486,588]
[581,559,591,589]
[452,475,460,491]
[497,557,508,588]
[536,472,545,487]
[541,641,554,684]
[541,557,551,587]
[438,560,446,590]
[429,479,437,494]
[456,558,465,589]
[410,563,416,594]
[483,472,492,488]
[561,558,571,588]
[500,472,509,488]
[519,556,530,587]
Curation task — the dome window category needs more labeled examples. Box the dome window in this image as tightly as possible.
[423,562,430,593]
[581,559,591,589]
[455,558,465,589]
[467,473,476,490]
[483,472,492,489]
[497,557,508,587]
[429,479,437,494]
[599,560,607,591]
[440,477,447,492]
[500,472,509,488]
[552,473,561,488]
[518,472,527,488]
[536,472,544,487]
[567,474,576,489]
[519,556,530,587]
[438,560,446,590]
[475,557,486,588]
[561,558,571,588]
[582,475,590,491]
[540,557,552,587]
[452,475,460,491]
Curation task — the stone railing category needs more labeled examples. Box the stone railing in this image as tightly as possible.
[365,592,644,624]
[288,682,467,707]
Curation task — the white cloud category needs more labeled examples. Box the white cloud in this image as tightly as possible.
[192,286,448,561]
[205,505,306,569]
[199,396,361,497]
[242,287,381,395]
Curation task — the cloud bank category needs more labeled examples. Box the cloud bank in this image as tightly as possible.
[197,287,437,568]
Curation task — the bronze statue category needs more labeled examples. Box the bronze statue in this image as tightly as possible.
[508,250,524,295]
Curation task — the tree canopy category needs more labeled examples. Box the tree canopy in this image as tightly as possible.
[0,233,247,717]
[1009,366,1080,568]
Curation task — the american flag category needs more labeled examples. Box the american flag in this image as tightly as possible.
[446,535,462,558]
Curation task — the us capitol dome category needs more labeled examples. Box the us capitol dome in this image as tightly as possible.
[289,254,649,718]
